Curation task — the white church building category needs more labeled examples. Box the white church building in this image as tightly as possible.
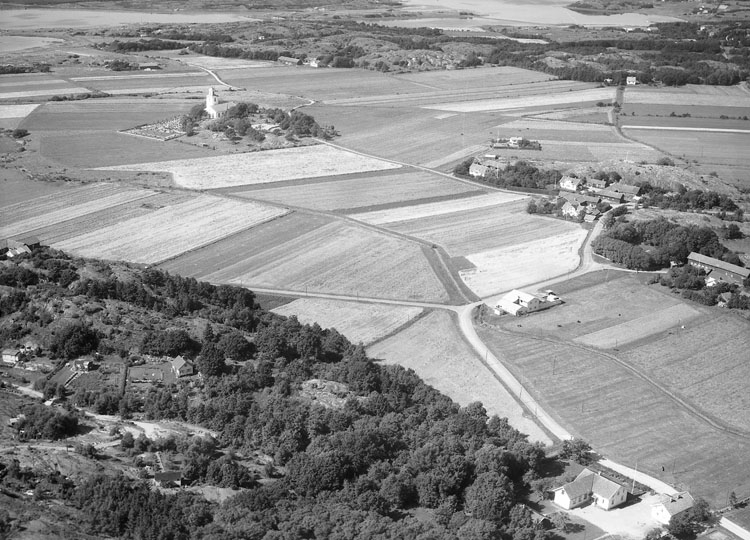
[205,87,234,119]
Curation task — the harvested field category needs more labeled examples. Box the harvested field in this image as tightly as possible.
[69,72,210,92]
[232,169,476,212]
[461,228,588,296]
[272,298,422,346]
[423,86,615,113]
[0,183,155,238]
[393,66,554,90]
[199,220,449,302]
[387,199,580,256]
[97,145,401,189]
[625,85,750,108]
[39,131,216,168]
[0,86,92,100]
[159,212,333,279]
[176,55,274,70]
[21,100,193,132]
[529,106,610,123]
[22,192,196,245]
[54,195,288,264]
[622,314,750,433]
[0,104,39,119]
[494,118,621,143]
[622,129,750,167]
[351,191,525,225]
[0,175,70,207]
[476,324,750,507]
[620,116,750,130]
[573,303,701,348]
[369,310,550,444]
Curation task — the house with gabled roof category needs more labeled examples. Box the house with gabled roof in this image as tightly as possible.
[469,163,489,178]
[552,468,628,511]
[651,491,694,525]
[560,176,584,192]
[171,356,194,377]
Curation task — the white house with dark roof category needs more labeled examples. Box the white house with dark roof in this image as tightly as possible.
[560,176,584,192]
[171,356,194,377]
[651,491,694,525]
[469,163,489,178]
[552,468,628,511]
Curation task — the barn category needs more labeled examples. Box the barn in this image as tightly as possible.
[687,252,750,285]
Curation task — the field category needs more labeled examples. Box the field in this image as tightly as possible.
[386,198,581,256]
[477,323,750,507]
[0,174,70,207]
[271,298,423,345]
[0,103,39,119]
[368,310,551,444]
[0,182,155,238]
[423,86,615,113]
[0,73,92,100]
[97,145,402,189]
[54,195,288,264]
[461,228,588,296]
[199,220,449,302]
[351,191,525,225]
[493,118,622,143]
[230,169,479,212]
[624,85,750,108]
[621,128,750,168]
[21,100,194,132]
[173,55,274,70]
[160,213,450,302]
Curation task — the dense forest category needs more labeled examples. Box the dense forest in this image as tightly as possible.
[0,247,554,539]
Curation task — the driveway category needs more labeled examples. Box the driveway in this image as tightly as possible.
[566,493,664,539]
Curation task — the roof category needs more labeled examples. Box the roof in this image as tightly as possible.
[172,356,188,370]
[2,349,20,356]
[501,289,538,305]
[653,491,694,516]
[688,252,750,278]
[469,164,488,176]
[563,194,600,205]
[555,469,624,500]
[154,471,182,482]
[278,56,301,64]
[598,189,625,200]
[609,183,640,195]
[560,176,583,187]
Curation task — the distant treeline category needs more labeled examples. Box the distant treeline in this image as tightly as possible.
[0,63,50,74]
[100,39,187,52]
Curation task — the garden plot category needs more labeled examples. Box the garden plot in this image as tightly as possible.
[272,299,422,346]
[574,303,701,349]
[387,199,577,256]
[423,87,615,113]
[233,170,475,212]
[96,145,401,189]
[201,221,449,303]
[369,310,550,444]
[0,183,155,238]
[461,228,587,297]
[351,191,525,226]
[54,195,288,264]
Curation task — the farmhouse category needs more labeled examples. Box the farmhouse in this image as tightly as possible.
[562,193,601,207]
[559,176,584,192]
[552,469,628,511]
[2,236,41,257]
[651,491,694,525]
[278,56,302,66]
[171,356,194,377]
[561,201,584,219]
[2,349,23,366]
[205,88,235,120]
[687,252,750,284]
[469,163,489,178]
[608,183,641,200]
[72,359,93,372]
[598,189,625,204]
[587,177,608,189]
[495,290,560,316]
[626,76,638,85]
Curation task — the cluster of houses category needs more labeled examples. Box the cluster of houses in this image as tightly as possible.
[494,289,561,316]
[551,468,695,525]
[557,176,641,222]
[1,236,41,258]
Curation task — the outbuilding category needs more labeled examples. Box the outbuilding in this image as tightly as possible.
[687,252,750,285]
[651,492,694,525]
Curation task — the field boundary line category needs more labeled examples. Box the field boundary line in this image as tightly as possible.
[491,324,750,440]
[622,125,750,134]
[367,309,431,350]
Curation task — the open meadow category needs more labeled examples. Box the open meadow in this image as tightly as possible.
[272,298,423,346]
[461,228,588,296]
[369,310,551,444]
[476,323,750,507]
[97,144,402,189]
[624,85,750,108]
[0,73,91,100]
[230,169,479,212]
[53,195,288,264]
[621,128,750,168]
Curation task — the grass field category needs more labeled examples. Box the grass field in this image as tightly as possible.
[54,195,288,264]
[272,298,423,345]
[424,86,614,113]
[40,131,217,168]
[494,118,622,143]
[231,169,477,212]
[369,310,550,444]
[461,228,588,296]
[621,129,750,167]
[392,66,554,90]
[386,198,581,256]
[97,145,402,189]
[476,323,750,507]
[624,85,750,108]
[351,191,525,225]
[21,100,193,132]
[0,175,76,207]
[68,72,211,92]
[0,183,156,238]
